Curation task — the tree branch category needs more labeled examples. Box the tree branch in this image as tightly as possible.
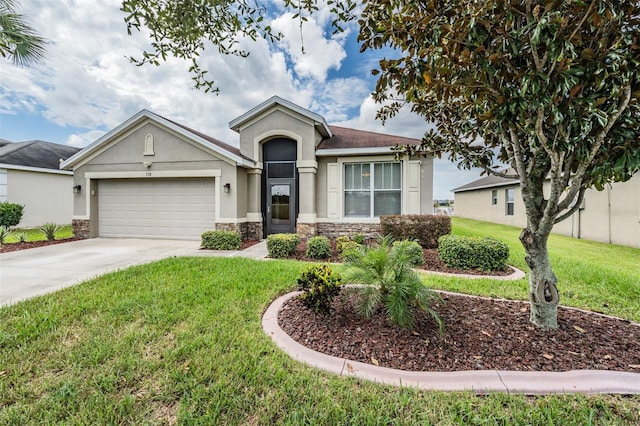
[554,186,587,224]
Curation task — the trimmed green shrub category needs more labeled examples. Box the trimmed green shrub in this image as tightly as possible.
[0,202,24,228]
[201,230,241,250]
[306,236,331,259]
[392,239,425,267]
[340,241,362,259]
[40,223,60,241]
[0,225,12,245]
[352,233,365,245]
[297,264,342,315]
[437,235,510,271]
[380,214,451,248]
[266,233,300,258]
[335,235,351,253]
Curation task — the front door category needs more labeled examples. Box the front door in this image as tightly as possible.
[266,179,296,234]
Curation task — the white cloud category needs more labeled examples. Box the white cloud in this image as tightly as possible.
[65,130,107,148]
[270,12,347,82]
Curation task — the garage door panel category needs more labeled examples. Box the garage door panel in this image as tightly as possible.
[99,178,216,239]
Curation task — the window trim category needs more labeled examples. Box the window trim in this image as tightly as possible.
[491,189,498,206]
[505,188,515,216]
[343,161,402,218]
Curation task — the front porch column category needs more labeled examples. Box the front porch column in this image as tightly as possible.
[246,168,263,239]
[297,161,317,238]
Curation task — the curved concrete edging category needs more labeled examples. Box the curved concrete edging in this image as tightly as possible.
[262,291,640,395]
[418,265,526,280]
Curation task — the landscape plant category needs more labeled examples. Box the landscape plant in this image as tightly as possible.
[335,235,351,253]
[0,225,12,245]
[0,202,24,228]
[266,233,300,258]
[438,235,510,272]
[391,239,424,267]
[305,236,331,259]
[342,235,442,330]
[39,223,59,241]
[297,264,342,315]
[201,230,241,250]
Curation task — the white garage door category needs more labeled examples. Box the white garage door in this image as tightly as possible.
[98,178,216,239]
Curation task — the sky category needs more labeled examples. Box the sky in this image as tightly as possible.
[0,0,484,199]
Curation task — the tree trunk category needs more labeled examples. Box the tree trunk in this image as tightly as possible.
[519,228,559,329]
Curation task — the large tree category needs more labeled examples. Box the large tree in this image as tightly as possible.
[122,0,640,328]
[0,0,45,67]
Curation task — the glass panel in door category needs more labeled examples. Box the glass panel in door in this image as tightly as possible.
[271,184,290,225]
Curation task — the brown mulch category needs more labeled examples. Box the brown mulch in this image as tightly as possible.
[0,237,82,253]
[278,291,640,372]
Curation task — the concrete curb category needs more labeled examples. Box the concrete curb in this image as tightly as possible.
[262,291,640,395]
[418,265,526,280]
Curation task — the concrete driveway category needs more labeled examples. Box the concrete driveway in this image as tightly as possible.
[0,238,212,306]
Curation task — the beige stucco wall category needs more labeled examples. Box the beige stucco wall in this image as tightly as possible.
[454,174,640,248]
[6,169,74,227]
[72,121,243,221]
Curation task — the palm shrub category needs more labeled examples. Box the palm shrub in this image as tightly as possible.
[40,223,60,241]
[15,232,28,243]
[342,235,443,330]
[305,236,331,259]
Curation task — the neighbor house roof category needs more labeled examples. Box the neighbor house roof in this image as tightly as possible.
[452,170,520,193]
[0,140,80,173]
[61,110,256,170]
[316,126,421,156]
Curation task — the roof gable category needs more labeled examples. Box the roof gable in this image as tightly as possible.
[61,110,254,170]
[229,96,332,138]
[318,126,421,151]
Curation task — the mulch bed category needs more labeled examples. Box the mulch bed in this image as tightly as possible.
[278,291,640,372]
[0,237,82,253]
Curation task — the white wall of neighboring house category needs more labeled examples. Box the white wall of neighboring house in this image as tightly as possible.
[454,174,640,248]
[4,166,74,227]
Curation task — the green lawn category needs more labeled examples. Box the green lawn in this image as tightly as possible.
[0,221,639,423]
[4,225,74,243]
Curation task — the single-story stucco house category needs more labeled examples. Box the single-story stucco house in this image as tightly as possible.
[61,96,434,241]
[453,171,640,248]
[0,139,80,227]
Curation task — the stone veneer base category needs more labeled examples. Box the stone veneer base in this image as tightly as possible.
[72,219,91,239]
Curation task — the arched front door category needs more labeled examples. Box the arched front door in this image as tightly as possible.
[262,138,298,236]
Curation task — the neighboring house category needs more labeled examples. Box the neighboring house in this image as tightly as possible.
[61,96,433,241]
[453,171,640,248]
[0,139,80,227]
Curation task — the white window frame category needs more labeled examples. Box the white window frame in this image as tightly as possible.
[343,160,402,218]
[506,188,515,216]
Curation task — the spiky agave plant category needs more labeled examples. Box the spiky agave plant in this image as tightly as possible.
[342,235,443,331]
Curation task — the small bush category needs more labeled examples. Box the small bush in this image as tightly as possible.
[15,232,28,243]
[40,223,60,241]
[201,230,241,250]
[352,233,365,245]
[340,241,362,259]
[297,264,342,315]
[335,235,351,253]
[266,233,300,258]
[0,202,24,228]
[380,214,451,249]
[0,225,12,245]
[437,235,510,271]
[306,236,331,259]
[392,239,425,267]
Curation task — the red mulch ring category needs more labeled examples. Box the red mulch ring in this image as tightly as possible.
[0,237,82,253]
[279,291,640,372]
[240,240,260,250]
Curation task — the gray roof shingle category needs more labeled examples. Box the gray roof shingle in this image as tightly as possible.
[317,126,421,150]
[0,140,81,170]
